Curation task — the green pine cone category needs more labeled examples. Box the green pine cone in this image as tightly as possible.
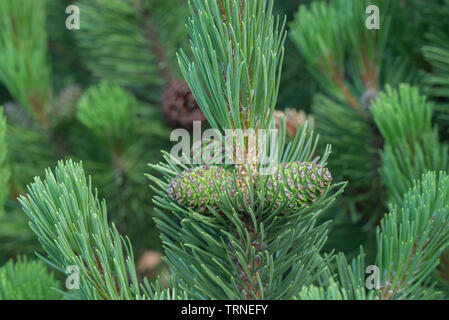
[167,165,235,212]
[167,162,332,213]
[265,162,332,209]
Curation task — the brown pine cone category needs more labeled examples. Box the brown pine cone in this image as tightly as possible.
[161,80,206,131]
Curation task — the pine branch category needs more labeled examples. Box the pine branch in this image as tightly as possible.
[372,85,449,297]
[76,0,189,101]
[141,0,190,82]
[178,0,286,133]
[76,0,158,99]
[300,172,449,300]
[0,0,51,127]
[290,0,393,112]
[144,0,350,300]
[148,121,345,299]
[19,160,147,299]
[376,172,449,300]
[371,84,449,204]
[77,82,137,150]
[289,0,415,228]
[178,0,286,185]
[290,0,360,111]
[0,0,61,197]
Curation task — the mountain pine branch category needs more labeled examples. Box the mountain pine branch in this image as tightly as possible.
[19,160,146,299]
[0,0,51,127]
[371,84,449,204]
[376,172,449,299]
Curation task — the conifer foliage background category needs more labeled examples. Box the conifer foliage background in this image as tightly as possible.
[1,0,449,300]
